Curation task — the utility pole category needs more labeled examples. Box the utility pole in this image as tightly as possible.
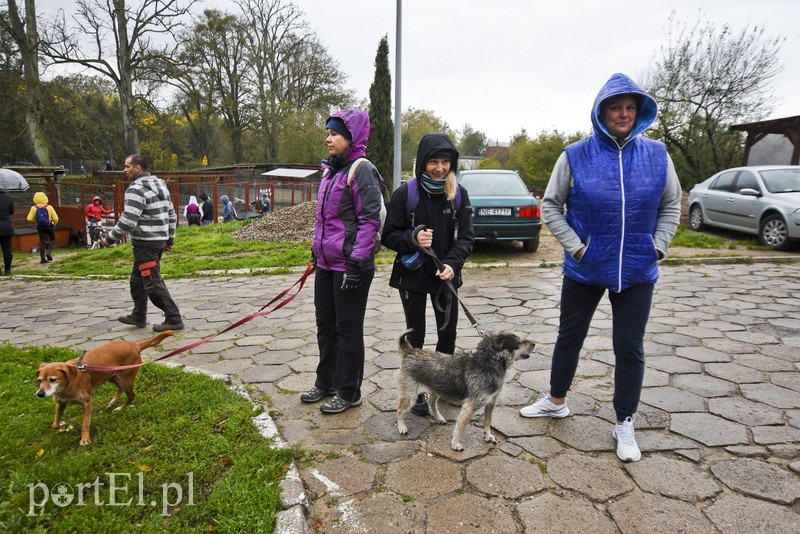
[393,0,402,190]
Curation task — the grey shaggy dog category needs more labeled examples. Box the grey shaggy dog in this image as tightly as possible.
[396,330,535,451]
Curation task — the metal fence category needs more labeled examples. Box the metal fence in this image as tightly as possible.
[55,178,319,226]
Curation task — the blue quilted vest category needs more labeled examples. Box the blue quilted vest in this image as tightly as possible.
[563,135,667,292]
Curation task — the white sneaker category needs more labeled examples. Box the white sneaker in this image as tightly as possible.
[613,417,641,462]
[519,393,570,418]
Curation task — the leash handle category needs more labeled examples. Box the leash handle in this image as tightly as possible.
[81,263,317,372]
[414,228,484,338]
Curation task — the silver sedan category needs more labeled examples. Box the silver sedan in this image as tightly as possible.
[687,165,800,251]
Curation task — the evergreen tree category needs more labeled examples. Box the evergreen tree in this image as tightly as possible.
[367,35,394,191]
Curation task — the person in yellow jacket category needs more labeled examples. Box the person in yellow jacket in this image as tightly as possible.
[26,192,59,263]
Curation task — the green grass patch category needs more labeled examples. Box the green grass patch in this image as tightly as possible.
[670,226,729,248]
[12,221,310,278]
[671,225,771,252]
[0,344,292,533]
[12,220,396,278]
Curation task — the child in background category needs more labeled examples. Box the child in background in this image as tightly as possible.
[27,192,59,263]
[85,195,112,246]
[198,192,215,225]
[184,195,203,225]
[220,195,237,222]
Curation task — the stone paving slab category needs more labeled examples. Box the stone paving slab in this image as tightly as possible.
[670,412,749,446]
[708,396,785,426]
[547,453,634,501]
[607,490,716,533]
[640,386,706,412]
[704,494,800,534]
[2,262,800,533]
[518,493,617,533]
[624,456,721,501]
[465,454,546,498]
[710,458,800,505]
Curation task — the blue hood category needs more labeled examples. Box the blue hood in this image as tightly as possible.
[591,73,658,148]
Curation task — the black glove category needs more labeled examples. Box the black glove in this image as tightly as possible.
[341,259,363,291]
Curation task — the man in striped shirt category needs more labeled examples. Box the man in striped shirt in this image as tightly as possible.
[102,154,184,332]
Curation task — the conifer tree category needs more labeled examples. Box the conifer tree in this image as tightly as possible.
[367,35,394,191]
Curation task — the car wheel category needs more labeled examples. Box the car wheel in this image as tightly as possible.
[523,237,539,253]
[689,204,704,231]
[758,214,791,251]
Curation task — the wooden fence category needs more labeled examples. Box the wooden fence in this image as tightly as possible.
[8,168,320,248]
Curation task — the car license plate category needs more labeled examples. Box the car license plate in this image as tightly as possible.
[478,208,512,216]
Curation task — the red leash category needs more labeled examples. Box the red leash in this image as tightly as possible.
[78,263,317,372]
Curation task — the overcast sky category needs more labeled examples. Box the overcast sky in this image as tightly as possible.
[287,0,800,143]
[40,0,800,143]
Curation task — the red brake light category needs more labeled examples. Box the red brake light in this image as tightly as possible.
[518,206,540,218]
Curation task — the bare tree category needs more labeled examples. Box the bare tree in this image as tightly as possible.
[166,38,217,162]
[238,0,348,161]
[645,11,785,187]
[1,0,49,164]
[187,9,250,163]
[42,0,195,155]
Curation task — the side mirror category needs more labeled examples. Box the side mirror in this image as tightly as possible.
[738,188,760,197]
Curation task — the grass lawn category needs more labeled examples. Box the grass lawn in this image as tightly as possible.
[0,344,293,533]
[9,220,397,278]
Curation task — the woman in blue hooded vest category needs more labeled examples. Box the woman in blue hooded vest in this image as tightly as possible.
[519,73,682,463]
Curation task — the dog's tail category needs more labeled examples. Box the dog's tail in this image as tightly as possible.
[398,328,415,357]
[136,331,175,351]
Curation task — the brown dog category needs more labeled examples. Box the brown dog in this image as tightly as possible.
[36,331,174,445]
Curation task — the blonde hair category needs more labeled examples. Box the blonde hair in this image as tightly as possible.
[444,171,458,201]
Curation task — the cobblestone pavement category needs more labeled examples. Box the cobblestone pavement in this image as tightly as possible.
[2,262,799,533]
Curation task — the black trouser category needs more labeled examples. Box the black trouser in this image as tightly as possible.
[399,286,459,355]
[37,226,55,257]
[0,234,11,271]
[549,277,653,421]
[130,245,182,323]
[313,266,374,402]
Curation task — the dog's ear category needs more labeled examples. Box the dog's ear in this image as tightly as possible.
[503,333,522,352]
[38,363,46,371]
[496,333,521,352]
[486,332,522,353]
[59,364,77,382]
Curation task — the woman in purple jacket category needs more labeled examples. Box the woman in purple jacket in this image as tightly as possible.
[303,109,386,414]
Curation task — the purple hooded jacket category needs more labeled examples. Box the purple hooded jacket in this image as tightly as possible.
[312,109,385,271]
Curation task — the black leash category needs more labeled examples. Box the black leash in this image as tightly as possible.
[412,225,484,337]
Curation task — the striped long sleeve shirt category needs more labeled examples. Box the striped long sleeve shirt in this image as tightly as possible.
[108,173,177,245]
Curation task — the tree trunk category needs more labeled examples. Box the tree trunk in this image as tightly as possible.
[5,0,50,165]
[119,79,139,156]
[115,3,138,156]
[21,54,50,166]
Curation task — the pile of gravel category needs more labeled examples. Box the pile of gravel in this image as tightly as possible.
[231,201,318,243]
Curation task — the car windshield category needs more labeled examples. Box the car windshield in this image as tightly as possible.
[459,173,529,196]
[759,169,800,193]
